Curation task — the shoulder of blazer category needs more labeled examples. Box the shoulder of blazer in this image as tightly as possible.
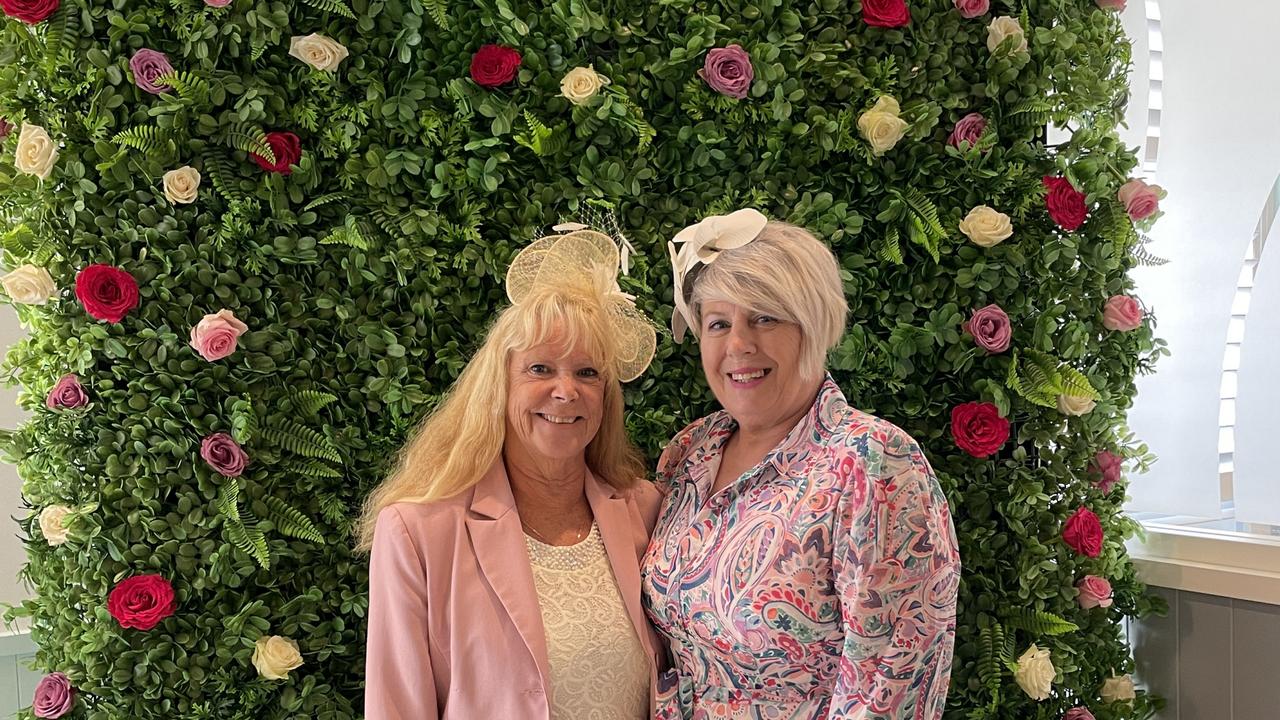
[380,488,477,544]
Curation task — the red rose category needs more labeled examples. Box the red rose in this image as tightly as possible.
[107,574,177,630]
[74,264,139,323]
[1043,176,1088,231]
[470,44,521,87]
[1062,506,1104,557]
[0,0,59,24]
[863,0,911,28]
[250,131,302,175]
[950,401,1010,458]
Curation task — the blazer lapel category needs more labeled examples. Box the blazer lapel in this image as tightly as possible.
[585,472,659,665]
[465,461,552,689]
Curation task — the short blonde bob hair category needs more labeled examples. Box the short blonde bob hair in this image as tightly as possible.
[687,221,848,381]
[354,282,647,553]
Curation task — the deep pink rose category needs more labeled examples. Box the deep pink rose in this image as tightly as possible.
[947,112,987,148]
[1117,178,1162,221]
[0,117,13,139]
[964,304,1012,353]
[1063,506,1104,557]
[201,432,249,477]
[190,309,249,361]
[74,264,139,323]
[0,0,58,24]
[953,0,989,18]
[951,402,1010,458]
[32,672,74,718]
[204,0,231,6]
[1076,575,1114,609]
[46,374,88,410]
[1044,176,1089,231]
[250,131,302,175]
[469,44,521,87]
[1063,708,1097,720]
[1089,450,1123,493]
[1095,0,1125,10]
[107,574,176,630]
[129,48,175,95]
[862,0,910,28]
[698,45,754,99]
[1102,294,1142,331]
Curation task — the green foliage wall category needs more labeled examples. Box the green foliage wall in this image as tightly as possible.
[0,0,1167,717]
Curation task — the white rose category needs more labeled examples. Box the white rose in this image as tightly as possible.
[253,635,303,680]
[857,96,910,156]
[288,34,349,72]
[1014,644,1055,701]
[1,265,57,305]
[1101,674,1136,703]
[1057,394,1097,416]
[14,123,59,179]
[163,166,201,204]
[987,16,1029,54]
[38,505,72,546]
[559,65,610,106]
[959,206,1014,248]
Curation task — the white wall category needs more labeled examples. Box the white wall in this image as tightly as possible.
[0,305,30,618]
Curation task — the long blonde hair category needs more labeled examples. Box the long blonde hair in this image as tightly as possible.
[354,283,647,552]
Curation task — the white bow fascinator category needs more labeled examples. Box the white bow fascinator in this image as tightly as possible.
[667,208,769,342]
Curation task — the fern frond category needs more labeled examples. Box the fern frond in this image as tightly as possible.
[0,224,38,261]
[1056,363,1100,400]
[283,459,343,479]
[112,126,173,153]
[225,516,270,569]
[316,492,348,525]
[200,151,245,204]
[423,0,451,30]
[1003,609,1079,636]
[901,188,947,239]
[320,217,369,249]
[299,0,356,18]
[288,389,339,416]
[445,78,476,120]
[217,480,242,522]
[513,111,568,157]
[877,227,904,265]
[261,496,324,543]
[303,192,347,211]
[231,397,258,444]
[154,71,211,106]
[223,123,273,164]
[1132,235,1170,266]
[43,4,78,74]
[250,36,269,63]
[1006,349,1059,408]
[977,623,1004,704]
[261,420,341,463]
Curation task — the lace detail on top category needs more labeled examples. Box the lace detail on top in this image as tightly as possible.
[526,524,650,720]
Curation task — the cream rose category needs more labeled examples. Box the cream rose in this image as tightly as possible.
[253,635,303,680]
[163,166,201,205]
[15,123,59,179]
[987,16,1029,54]
[1057,394,1097,416]
[38,505,72,546]
[857,96,909,156]
[2,265,57,305]
[1014,644,1055,701]
[560,65,610,105]
[1101,674,1136,703]
[959,206,1014,247]
[288,34,349,72]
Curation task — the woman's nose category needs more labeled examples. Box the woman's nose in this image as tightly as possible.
[726,325,757,356]
[551,374,579,401]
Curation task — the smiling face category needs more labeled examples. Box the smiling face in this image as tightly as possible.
[503,339,606,467]
[699,300,821,435]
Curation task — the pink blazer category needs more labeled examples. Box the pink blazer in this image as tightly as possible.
[365,460,665,720]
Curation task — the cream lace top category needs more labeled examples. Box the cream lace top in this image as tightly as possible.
[525,523,650,720]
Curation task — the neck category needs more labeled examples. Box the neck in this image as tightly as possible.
[503,446,590,514]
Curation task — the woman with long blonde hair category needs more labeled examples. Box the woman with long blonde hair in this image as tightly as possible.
[359,229,664,720]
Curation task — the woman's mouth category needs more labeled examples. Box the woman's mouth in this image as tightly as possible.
[536,413,580,424]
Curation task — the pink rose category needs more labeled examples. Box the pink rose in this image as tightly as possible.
[129,48,175,95]
[947,112,987,148]
[46,374,88,410]
[0,117,13,139]
[964,304,1012,353]
[204,0,232,6]
[201,432,249,477]
[1076,575,1114,609]
[1063,708,1097,720]
[1117,178,1162,221]
[1102,295,1142,332]
[190,309,248,361]
[698,45,754,99]
[1089,450,1123,493]
[953,0,989,18]
[1095,0,1125,10]
[32,672,74,718]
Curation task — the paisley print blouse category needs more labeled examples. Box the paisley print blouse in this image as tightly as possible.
[641,376,960,719]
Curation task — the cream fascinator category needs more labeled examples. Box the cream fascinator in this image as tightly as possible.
[506,225,656,382]
[667,208,769,342]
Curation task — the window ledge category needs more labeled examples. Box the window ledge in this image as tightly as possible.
[1127,522,1280,605]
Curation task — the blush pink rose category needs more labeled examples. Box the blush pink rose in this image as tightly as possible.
[1117,178,1162,221]
[964,304,1012,353]
[953,0,989,18]
[1089,450,1123,493]
[947,112,987,148]
[201,432,249,477]
[1102,295,1142,332]
[1076,575,1114,609]
[204,0,232,6]
[1095,0,1125,10]
[46,374,88,410]
[1063,708,1097,720]
[190,309,248,361]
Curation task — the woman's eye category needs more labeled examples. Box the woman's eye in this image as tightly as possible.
[529,364,551,375]
[577,367,600,378]
[707,319,729,331]
[756,315,778,325]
